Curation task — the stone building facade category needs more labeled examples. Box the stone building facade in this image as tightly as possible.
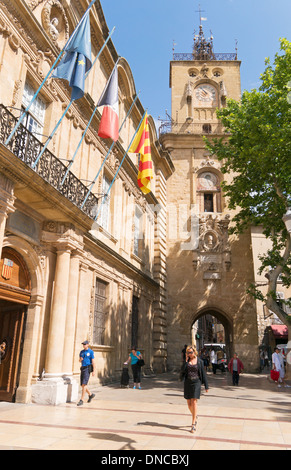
[0,0,173,404]
[160,25,290,372]
[0,2,290,405]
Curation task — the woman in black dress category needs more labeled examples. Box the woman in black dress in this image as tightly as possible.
[181,345,209,433]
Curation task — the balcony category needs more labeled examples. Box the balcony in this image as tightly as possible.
[159,119,225,137]
[173,52,238,62]
[0,104,99,220]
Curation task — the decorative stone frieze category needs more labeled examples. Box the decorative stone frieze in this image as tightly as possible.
[193,214,231,275]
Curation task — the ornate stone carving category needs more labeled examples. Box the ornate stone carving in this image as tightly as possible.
[0,174,15,218]
[41,0,69,46]
[193,214,231,276]
[197,172,218,191]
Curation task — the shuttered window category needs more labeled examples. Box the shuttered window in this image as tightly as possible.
[93,279,107,345]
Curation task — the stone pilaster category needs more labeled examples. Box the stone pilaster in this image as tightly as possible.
[0,173,15,259]
[153,169,168,372]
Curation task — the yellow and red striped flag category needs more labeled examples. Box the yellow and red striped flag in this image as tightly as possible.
[128,112,153,194]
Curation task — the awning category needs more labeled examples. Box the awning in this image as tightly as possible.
[270,325,288,339]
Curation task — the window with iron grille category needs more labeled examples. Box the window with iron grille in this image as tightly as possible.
[93,279,107,345]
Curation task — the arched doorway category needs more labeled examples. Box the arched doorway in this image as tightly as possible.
[191,308,233,363]
[0,247,31,402]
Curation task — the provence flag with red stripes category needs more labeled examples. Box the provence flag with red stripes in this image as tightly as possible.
[128,112,153,194]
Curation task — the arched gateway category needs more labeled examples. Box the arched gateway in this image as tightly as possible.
[191,308,233,361]
[0,247,31,402]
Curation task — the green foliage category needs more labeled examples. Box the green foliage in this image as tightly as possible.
[205,38,291,302]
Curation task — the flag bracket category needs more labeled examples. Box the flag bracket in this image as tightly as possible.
[58,158,73,163]
[79,178,96,187]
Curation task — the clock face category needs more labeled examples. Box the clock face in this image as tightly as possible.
[195,84,217,107]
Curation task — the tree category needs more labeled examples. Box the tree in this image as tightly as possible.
[205,38,291,325]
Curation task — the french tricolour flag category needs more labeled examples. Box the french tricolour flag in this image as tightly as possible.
[97,65,119,142]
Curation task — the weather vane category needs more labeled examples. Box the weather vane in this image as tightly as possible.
[195,4,207,26]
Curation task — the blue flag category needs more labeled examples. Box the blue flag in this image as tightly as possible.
[52,12,92,101]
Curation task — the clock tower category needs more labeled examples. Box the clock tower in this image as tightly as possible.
[160,22,260,372]
[168,23,241,138]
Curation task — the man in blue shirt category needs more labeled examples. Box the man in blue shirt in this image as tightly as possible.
[77,340,96,406]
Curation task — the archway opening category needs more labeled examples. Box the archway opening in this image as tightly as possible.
[191,309,233,373]
[0,248,31,401]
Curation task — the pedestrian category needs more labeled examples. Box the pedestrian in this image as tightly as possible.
[180,345,209,433]
[259,349,265,371]
[272,347,290,388]
[77,340,96,406]
[201,348,209,371]
[124,346,143,389]
[278,348,286,374]
[264,349,269,369]
[228,353,244,386]
[210,348,217,374]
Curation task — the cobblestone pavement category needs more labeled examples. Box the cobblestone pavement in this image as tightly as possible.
[0,371,291,450]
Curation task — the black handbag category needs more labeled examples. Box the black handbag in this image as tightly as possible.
[138,358,145,367]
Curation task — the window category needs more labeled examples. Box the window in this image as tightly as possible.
[22,82,46,138]
[100,175,111,231]
[204,194,214,212]
[202,123,212,134]
[93,279,107,344]
[133,206,143,257]
[197,171,222,213]
[131,296,139,348]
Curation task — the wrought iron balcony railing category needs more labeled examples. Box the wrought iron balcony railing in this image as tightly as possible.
[173,52,238,61]
[0,104,99,220]
[159,120,225,136]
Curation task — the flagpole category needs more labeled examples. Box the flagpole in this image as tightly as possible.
[5,0,99,146]
[80,91,141,206]
[31,28,116,171]
[61,56,121,185]
[92,110,147,221]
[31,101,72,169]
[85,27,116,78]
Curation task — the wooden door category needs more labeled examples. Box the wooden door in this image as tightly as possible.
[0,302,26,402]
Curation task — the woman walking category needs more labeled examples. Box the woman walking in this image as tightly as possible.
[124,346,143,389]
[180,345,209,433]
[228,353,244,386]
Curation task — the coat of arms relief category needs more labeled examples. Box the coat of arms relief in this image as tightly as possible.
[193,214,231,278]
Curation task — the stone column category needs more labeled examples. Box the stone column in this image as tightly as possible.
[73,261,90,375]
[62,252,80,402]
[36,244,72,405]
[45,245,71,376]
[0,174,15,258]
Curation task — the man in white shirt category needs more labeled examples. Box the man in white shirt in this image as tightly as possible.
[210,348,217,375]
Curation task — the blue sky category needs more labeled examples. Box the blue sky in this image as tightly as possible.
[101,0,291,129]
